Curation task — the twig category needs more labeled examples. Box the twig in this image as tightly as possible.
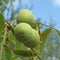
[31,48,42,60]
[5,20,14,33]
[30,57,34,60]
[39,22,57,30]
[37,55,42,60]
[36,21,57,30]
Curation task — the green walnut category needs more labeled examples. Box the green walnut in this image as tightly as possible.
[14,23,40,48]
[17,9,34,26]
[14,23,32,43]
[24,29,40,48]
[12,49,37,57]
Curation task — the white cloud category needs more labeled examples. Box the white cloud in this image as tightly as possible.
[53,0,60,7]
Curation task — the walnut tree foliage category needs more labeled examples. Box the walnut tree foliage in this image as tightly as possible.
[0,10,60,60]
[0,0,60,60]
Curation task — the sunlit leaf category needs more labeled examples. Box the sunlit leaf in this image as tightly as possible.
[40,30,60,60]
[55,29,60,35]
[34,28,52,54]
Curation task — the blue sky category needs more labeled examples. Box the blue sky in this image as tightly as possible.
[13,0,60,30]
[5,0,60,30]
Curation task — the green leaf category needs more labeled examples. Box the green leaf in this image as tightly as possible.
[40,30,60,60]
[0,31,5,49]
[7,30,27,50]
[8,42,15,50]
[0,32,4,44]
[12,49,36,57]
[0,45,11,60]
[0,12,5,32]
[7,30,16,49]
[12,57,22,60]
[55,29,60,35]
[15,40,27,50]
[7,30,16,45]
[32,21,38,30]
[34,28,52,54]
[40,28,52,52]
[0,12,5,45]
